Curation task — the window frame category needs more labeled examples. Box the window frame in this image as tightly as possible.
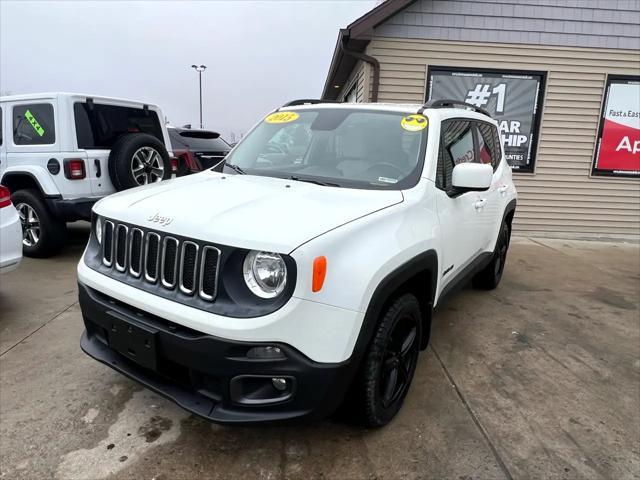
[437,117,499,195]
[12,102,57,147]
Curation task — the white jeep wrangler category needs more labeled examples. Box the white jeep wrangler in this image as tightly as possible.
[77,99,517,427]
[0,93,173,257]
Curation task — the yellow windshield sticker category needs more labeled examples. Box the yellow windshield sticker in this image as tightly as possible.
[265,111,299,124]
[25,110,45,137]
[400,114,428,132]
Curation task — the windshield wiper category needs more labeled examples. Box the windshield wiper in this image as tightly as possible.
[224,162,246,174]
[287,176,340,187]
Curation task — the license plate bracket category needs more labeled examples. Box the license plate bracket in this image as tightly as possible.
[107,312,158,371]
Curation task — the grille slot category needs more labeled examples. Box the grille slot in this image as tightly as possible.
[161,237,179,289]
[129,228,143,277]
[99,221,221,303]
[145,233,161,282]
[102,221,114,266]
[199,246,221,301]
[115,224,128,272]
[180,242,199,295]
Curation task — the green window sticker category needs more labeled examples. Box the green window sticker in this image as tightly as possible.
[25,110,45,137]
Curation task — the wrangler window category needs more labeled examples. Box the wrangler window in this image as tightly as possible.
[13,103,55,145]
[74,102,163,149]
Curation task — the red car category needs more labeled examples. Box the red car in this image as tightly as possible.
[168,126,231,176]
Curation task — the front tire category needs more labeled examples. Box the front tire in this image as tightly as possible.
[358,293,422,427]
[473,222,510,290]
[12,189,67,258]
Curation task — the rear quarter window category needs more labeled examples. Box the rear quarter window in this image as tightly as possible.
[13,103,56,145]
[74,102,163,149]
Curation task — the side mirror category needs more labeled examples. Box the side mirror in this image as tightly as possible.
[450,163,493,195]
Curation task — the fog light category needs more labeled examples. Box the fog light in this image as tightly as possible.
[272,377,288,391]
[246,345,286,360]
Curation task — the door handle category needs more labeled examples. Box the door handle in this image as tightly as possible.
[474,198,487,210]
[498,184,509,194]
[94,159,101,178]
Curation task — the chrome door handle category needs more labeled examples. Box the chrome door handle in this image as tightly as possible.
[498,184,509,194]
[474,198,487,210]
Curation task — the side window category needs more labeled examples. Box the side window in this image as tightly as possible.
[436,119,474,190]
[476,122,501,170]
[73,102,163,149]
[13,103,56,145]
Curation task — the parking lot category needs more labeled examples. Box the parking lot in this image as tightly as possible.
[0,226,638,480]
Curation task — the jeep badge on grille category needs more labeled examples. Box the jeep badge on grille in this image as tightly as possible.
[147,212,173,226]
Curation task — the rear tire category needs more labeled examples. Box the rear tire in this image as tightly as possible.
[357,293,422,427]
[12,189,67,258]
[108,133,171,191]
[472,222,510,290]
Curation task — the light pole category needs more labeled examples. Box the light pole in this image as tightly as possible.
[190,64,207,129]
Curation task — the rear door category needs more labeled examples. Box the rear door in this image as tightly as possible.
[0,106,6,178]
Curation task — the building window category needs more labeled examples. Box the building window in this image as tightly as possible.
[13,103,56,145]
[591,75,640,178]
[426,67,546,174]
[344,83,358,103]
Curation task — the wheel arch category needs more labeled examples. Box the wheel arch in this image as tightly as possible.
[1,168,60,198]
[353,250,438,361]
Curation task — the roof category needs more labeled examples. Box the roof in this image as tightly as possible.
[0,92,159,108]
[321,0,416,100]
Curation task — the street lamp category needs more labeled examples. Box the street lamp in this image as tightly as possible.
[190,64,207,129]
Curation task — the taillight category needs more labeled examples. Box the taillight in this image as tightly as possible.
[0,185,11,208]
[64,159,86,179]
[170,157,178,172]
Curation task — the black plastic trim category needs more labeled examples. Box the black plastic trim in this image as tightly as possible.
[78,282,352,425]
[45,196,96,221]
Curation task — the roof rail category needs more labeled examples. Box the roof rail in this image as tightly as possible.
[281,99,338,108]
[418,99,491,117]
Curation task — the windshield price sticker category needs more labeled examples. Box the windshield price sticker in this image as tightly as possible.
[265,112,300,124]
[400,114,428,132]
[25,109,45,137]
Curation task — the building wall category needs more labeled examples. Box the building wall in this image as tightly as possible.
[337,60,370,103]
[363,36,640,239]
[375,0,640,50]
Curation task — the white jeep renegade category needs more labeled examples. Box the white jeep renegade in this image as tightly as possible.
[77,99,517,427]
[0,93,173,257]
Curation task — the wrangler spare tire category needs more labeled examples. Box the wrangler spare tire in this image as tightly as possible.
[108,133,171,191]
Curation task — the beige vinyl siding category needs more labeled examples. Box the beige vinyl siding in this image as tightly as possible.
[364,37,640,240]
[337,60,369,103]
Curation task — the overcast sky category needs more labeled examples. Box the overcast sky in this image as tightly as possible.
[0,0,376,140]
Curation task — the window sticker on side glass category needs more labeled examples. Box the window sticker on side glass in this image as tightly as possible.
[400,114,428,132]
[24,110,45,137]
[265,112,299,124]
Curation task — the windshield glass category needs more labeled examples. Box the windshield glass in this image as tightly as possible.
[224,108,428,189]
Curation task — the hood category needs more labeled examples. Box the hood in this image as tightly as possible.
[94,171,403,252]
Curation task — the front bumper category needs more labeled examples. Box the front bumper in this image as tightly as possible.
[79,282,356,424]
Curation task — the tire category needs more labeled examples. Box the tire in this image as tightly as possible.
[108,133,171,191]
[12,189,67,258]
[472,222,510,290]
[358,293,422,427]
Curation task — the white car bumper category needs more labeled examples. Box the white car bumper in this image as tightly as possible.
[0,205,23,274]
[77,255,364,363]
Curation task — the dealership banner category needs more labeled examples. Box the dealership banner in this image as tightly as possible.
[592,76,640,178]
[426,67,546,173]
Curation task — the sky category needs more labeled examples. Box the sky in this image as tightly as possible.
[0,0,377,140]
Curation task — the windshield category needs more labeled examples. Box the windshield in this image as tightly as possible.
[224,108,428,189]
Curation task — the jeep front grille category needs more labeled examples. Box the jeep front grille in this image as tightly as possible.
[102,223,220,302]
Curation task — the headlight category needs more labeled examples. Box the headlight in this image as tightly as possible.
[95,216,103,245]
[243,251,287,298]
